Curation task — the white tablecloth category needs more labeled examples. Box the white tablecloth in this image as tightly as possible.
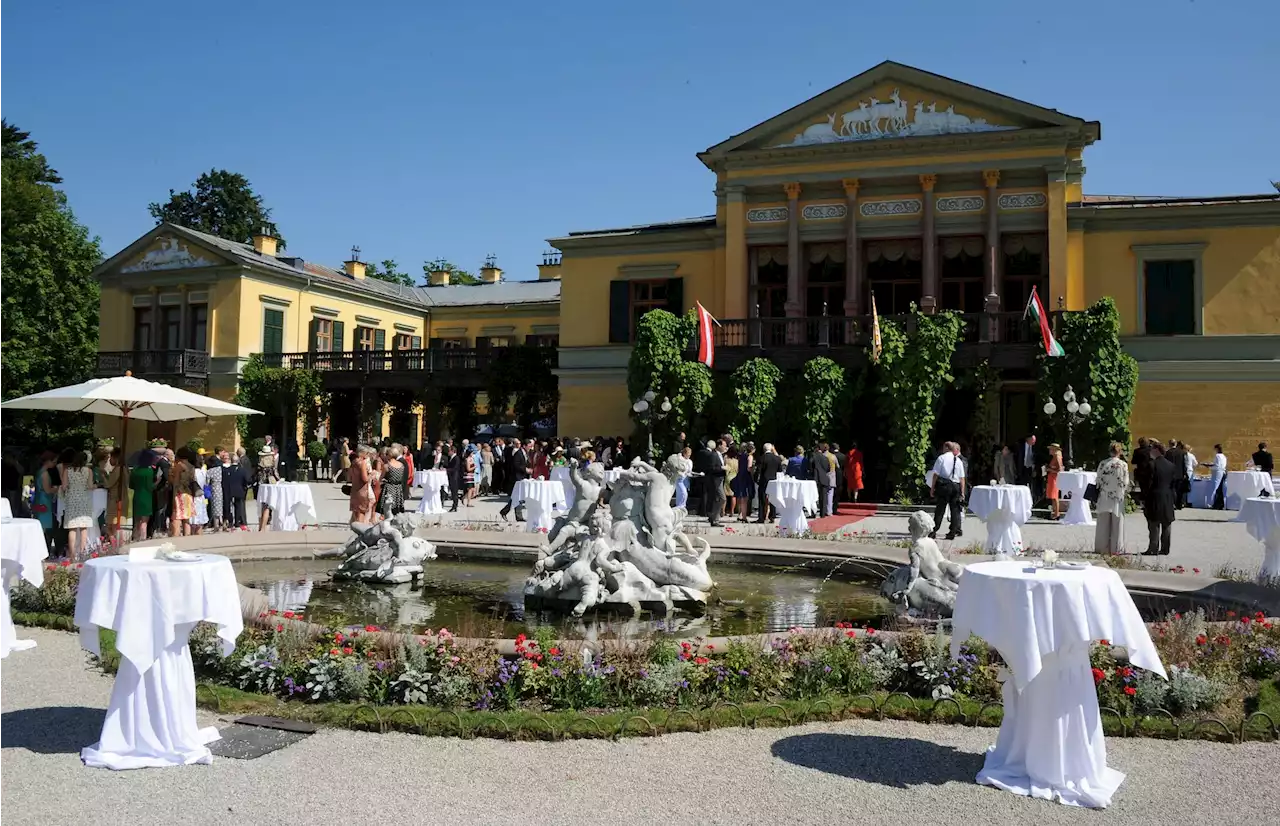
[967,485,1032,556]
[1,517,48,658]
[0,499,11,519]
[1190,477,1217,509]
[256,484,317,531]
[1225,471,1275,511]
[57,488,108,545]
[550,466,575,510]
[415,469,451,515]
[510,479,564,533]
[1056,471,1097,526]
[604,468,624,489]
[952,560,1166,808]
[1237,497,1280,582]
[74,554,242,770]
[767,478,819,534]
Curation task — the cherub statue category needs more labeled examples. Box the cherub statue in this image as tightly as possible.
[882,511,964,616]
[532,508,622,616]
[623,455,698,558]
[546,458,606,546]
[319,511,436,581]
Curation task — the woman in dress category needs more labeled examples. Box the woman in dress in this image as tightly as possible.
[723,446,739,520]
[255,447,280,531]
[844,442,865,502]
[348,446,374,523]
[379,446,407,519]
[370,448,385,521]
[168,448,195,537]
[463,447,477,507]
[733,442,756,522]
[61,449,96,559]
[675,446,694,509]
[99,447,123,542]
[206,453,225,532]
[129,450,158,541]
[1094,442,1129,554]
[191,450,210,534]
[1046,443,1065,520]
[480,443,494,495]
[32,451,60,553]
[338,438,352,482]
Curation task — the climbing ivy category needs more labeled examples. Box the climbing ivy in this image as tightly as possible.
[872,308,965,502]
[727,357,782,443]
[1038,297,1139,465]
[800,357,847,444]
[626,309,712,449]
[485,345,559,433]
[234,354,326,445]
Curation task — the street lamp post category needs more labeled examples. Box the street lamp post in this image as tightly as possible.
[1042,385,1093,469]
[632,389,673,461]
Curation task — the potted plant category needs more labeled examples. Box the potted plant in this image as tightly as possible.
[307,440,328,480]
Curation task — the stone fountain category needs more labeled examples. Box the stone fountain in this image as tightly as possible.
[879,511,964,619]
[524,456,713,616]
[317,511,438,584]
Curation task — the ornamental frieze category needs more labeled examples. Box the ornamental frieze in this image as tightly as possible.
[801,204,847,221]
[997,192,1048,210]
[746,207,788,223]
[859,198,923,218]
[935,195,985,213]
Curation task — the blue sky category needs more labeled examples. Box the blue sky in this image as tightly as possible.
[4,1,1276,280]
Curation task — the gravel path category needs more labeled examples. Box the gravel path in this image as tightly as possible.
[3,628,1276,826]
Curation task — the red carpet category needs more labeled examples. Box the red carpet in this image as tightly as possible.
[804,503,879,535]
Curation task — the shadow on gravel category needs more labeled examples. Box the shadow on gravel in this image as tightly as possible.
[772,733,983,787]
[1,707,104,754]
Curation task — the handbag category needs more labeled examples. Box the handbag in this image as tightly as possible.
[341,483,353,496]
[1083,482,1100,504]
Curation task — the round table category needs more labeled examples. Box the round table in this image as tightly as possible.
[414,469,451,515]
[74,554,242,769]
[1056,471,1097,526]
[1224,471,1274,511]
[1237,497,1280,583]
[256,484,317,530]
[1190,477,1216,509]
[967,485,1032,556]
[550,466,575,510]
[1,517,48,658]
[510,479,564,533]
[766,478,819,534]
[951,560,1166,808]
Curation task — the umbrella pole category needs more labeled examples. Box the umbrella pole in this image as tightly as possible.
[111,407,129,547]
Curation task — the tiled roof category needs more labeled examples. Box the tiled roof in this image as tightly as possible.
[167,224,556,308]
[1076,193,1280,208]
[562,215,716,239]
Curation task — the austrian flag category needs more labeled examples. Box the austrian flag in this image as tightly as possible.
[695,302,717,368]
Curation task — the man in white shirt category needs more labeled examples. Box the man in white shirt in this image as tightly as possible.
[929,441,966,540]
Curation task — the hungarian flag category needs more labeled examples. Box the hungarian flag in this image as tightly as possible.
[695,302,716,368]
[1024,286,1065,357]
[870,292,883,364]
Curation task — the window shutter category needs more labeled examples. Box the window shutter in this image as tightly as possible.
[374,329,386,350]
[609,280,630,343]
[665,277,684,317]
[429,337,443,349]
[308,319,319,352]
[332,321,345,352]
[411,336,422,349]
[475,336,490,350]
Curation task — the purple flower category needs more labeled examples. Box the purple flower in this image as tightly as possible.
[552,669,561,677]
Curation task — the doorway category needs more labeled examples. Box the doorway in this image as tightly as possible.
[1001,387,1038,449]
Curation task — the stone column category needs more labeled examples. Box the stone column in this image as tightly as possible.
[149,286,160,351]
[179,285,189,351]
[841,179,861,319]
[784,182,803,319]
[983,170,1001,341]
[919,174,938,313]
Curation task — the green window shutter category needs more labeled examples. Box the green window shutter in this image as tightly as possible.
[608,281,630,343]
[263,309,284,354]
[374,329,386,350]
[308,319,319,352]
[331,321,345,352]
[665,277,684,316]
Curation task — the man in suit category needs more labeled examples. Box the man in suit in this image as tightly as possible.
[1132,437,1153,493]
[1016,434,1039,502]
[149,448,172,538]
[1142,445,1178,555]
[929,441,966,540]
[222,451,249,530]
[499,440,529,521]
[692,440,714,516]
[445,444,462,512]
[755,442,783,523]
[1253,442,1275,475]
[812,442,837,518]
[705,440,727,527]
[831,443,845,513]
[1164,440,1187,510]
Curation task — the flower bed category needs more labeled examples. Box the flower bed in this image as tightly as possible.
[12,568,1280,741]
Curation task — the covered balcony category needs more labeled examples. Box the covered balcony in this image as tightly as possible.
[95,349,210,388]
[267,346,558,390]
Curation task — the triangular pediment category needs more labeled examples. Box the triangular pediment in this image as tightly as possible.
[701,61,1095,162]
[94,224,237,280]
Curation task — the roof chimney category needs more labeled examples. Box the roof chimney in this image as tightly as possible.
[426,259,451,286]
[344,245,366,280]
[479,253,502,284]
[538,249,562,280]
[252,227,278,257]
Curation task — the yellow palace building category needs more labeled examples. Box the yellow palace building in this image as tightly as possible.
[551,61,1279,458]
[94,62,1278,461]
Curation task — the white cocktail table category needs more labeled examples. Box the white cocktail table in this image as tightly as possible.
[967,485,1032,556]
[767,478,819,534]
[1057,471,1097,526]
[1,517,48,657]
[510,479,564,533]
[1237,497,1280,582]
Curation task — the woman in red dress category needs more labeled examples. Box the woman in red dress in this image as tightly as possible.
[845,441,865,502]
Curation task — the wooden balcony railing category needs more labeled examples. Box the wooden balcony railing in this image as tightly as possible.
[97,349,210,379]
[268,347,557,374]
[715,310,1061,349]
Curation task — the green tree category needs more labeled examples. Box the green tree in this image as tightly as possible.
[423,258,480,286]
[485,346,559,432]
[626,309,712,451]
[234,354,326,446]
[148,169,284,247]
[1,120,103,450]
[365,259,413,286]
[800,357,848,444]
[1038,297,1139,466]
[727,358,782,443]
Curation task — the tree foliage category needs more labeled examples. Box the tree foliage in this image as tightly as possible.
[485,346,560,432]
[626,309,712,449]
[423,259,480,286]
[872,308,965,502]
[799,357,848,444]
[1038,297,1139,465]
[364,259,413,286]
[148,169,284,247]
[727,358,782,443]
[1,120,103,450]
[234,355,326,445]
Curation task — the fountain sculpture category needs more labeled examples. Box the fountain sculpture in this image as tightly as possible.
[318,511,438,584]
[524,456,713,616]
[880,511,964,618]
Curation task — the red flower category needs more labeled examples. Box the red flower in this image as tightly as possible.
[1098,639,1110,646]
[866,628,876,636]
[1255,611,1266,620]
[334,632,345,643]
[1196,635,1208,646]
[1215,635,1230,646]
[1120,667,1134,678]
[1124,686,1136,696]
[845,630,856,638]
[60,560,71,567]
[364,624,378,632]
[275,624,284,632]
[76,563,83,569]
[1227,610,1236,618]
[283,611,295,619]
[330,647,340,655]
[1192,568,1201,574]
[549,647,561,657]
[268,609,278,615]
[343,646,353,655]
[680,641,692,650]
[259,612,268,618]
[366,650,376,658]
[694,656,709,665]
[707,644,715,651]
[1091,668,1106,685]
[515,633,527,644]
[1242,616,1252,625]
